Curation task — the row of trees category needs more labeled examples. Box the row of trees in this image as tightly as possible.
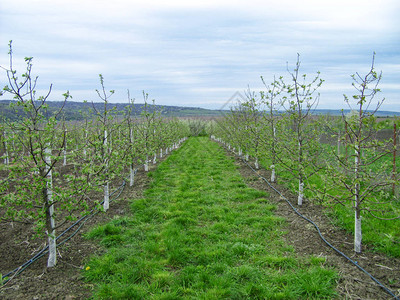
[0,42,189,268]
[211,54,399,253]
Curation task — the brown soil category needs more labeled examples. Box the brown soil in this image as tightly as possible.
[0,163,153,300]
[1,144,400,299]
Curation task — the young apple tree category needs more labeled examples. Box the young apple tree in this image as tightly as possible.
[88,74,122,211]
[326,54,399,253]
[1,41,69,267]
[260,76,284,182]
[242,87,265,169]
[276,54,325,206]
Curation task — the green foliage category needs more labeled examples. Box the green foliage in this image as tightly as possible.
[214,53,399,256]
[0,42,189,269]
[188,119,208,136]
[0,42,86,237]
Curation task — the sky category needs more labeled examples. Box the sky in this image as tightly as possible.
[0,0,399,111]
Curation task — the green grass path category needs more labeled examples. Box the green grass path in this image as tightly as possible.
[84,137,337,299]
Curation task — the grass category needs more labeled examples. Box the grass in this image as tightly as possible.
[83,137,337,299]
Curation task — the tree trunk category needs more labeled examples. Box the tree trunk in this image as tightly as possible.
[103,129,110,211]
[271,126,277,182]
[45,146,56,267]
[270,165,276,183]
[144,155,149,172]
[63,129,67,166]
[298,180,304,206]
[103,182,110,211]
[393,124,397,194]
[354,209,362,253]
[354,144,362,252]
[83,130,88,159]
[129,164,135,187]
[298,138,304,206]
[3,131,9,165]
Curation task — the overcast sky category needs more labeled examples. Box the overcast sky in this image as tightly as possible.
[0,0,399,111]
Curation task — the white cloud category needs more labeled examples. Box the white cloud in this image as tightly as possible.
[0,0,399,111]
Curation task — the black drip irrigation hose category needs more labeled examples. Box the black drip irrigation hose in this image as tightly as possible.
[1,139,185,285]
[238,155,399,299]
[1,172,131,285]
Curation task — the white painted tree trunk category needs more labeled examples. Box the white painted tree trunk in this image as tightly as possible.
[45,147,56,267]
[129,165,135,187]
[63,148,67,166]
[104,129,108,148]
[245,153,249,161]
[354,212,362,253]
[160,148,163,158]
[103,129,109,212]
[354,145,361,252]
[3,131,9,165]
[63,129,67,166]
[103,182,110,211]
[144,155,149,172]
[354,145,362,253]
[298,181,304,206]
[11,134,15,159]
[270,165,276,183]
[83,130,88,159]
[4,145,9,165]
[238,148,242,156]
[153,153,157,165]
[255,157,259,169]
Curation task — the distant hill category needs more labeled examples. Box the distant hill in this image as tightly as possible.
[0,100,227,121]
[0,100,399,121]
[311,109,400,117]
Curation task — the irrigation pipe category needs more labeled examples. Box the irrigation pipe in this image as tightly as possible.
[1,139,186,285]
[237,152,399,299]
[211,137,399,298]
[1,173,130,285]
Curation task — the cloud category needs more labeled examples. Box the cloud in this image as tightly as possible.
[0,0,399,111]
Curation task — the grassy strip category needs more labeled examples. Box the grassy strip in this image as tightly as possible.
[84,137,337,299]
